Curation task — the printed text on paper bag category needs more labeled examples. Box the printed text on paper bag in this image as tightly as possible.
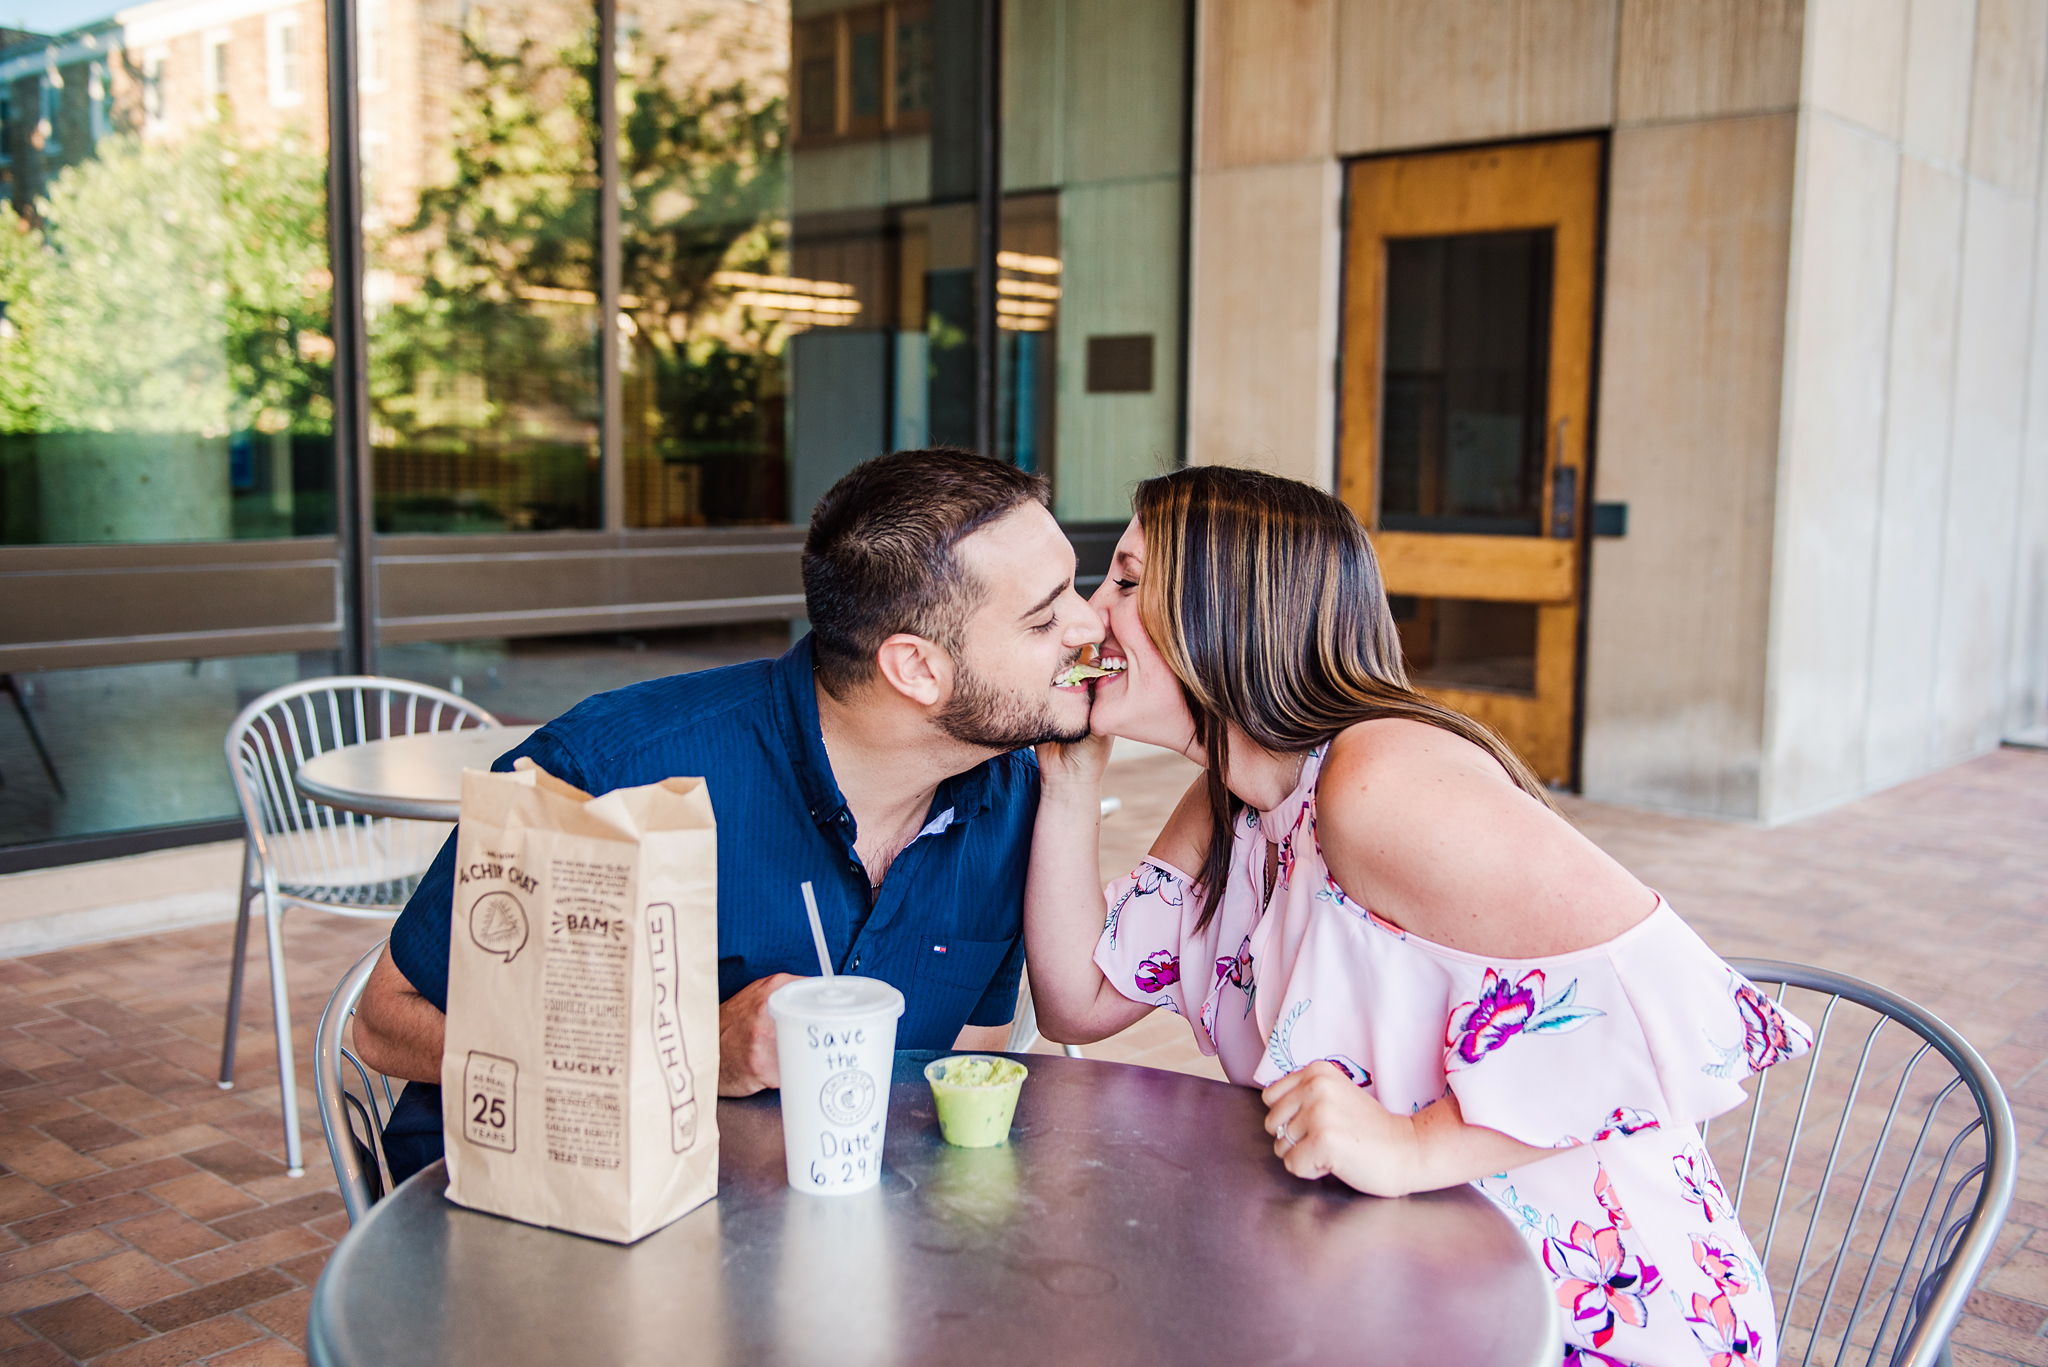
[542,857,631,1169]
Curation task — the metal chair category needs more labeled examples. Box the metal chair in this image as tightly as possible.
[220,676,498,1175]
[315,940,398,1224]
[1710,959,2016,1367]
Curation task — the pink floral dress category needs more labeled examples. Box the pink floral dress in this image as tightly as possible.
[1093,748,1812,1367]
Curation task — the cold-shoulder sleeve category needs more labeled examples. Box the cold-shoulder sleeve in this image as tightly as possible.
[1439,908,1813,1150]
[1092,857,1215,1043]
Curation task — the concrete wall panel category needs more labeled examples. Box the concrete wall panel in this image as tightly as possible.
[1808,0,1908,137]
[2010,96,2048,737]
[1902,0,1981,165]
[1581,116,1797,817]
[1615,0,1804,123]
[1865,156,1967,788]
[1967,0,2048,194]
[1332,0,1615,155]
[1197,0,1335,168]
[1934,181,2037,757]
[1761,115,1901,820]
[1184,159,1339,487]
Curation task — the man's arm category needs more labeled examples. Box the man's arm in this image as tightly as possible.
[954,1023,1011,1052]
[353,947,445,1083]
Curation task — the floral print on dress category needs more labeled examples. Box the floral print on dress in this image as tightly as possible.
[1105,862,1183,947]
[1685,1292,1765,1367]
[1734,981,1804,1071]
[1595,1106,1663,1142]
[1217,934,1256,1015]
[1595,1165,1631,1230]
[1446,968,1607,1070]
[1265,998,1311,1075]
[1690,1235,1754,1297]
[1564,1349,1636,1367]
[1702,973,1811,1079]
[1322,1054,1372,1087]
[1545,1218,1663,1350]
[1673,1147,1733,1224]
[1134,950,1180,995]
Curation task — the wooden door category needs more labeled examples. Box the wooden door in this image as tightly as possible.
[1339,138,1601,785]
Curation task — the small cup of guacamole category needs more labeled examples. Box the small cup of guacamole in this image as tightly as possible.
[923,1055,1028,1148]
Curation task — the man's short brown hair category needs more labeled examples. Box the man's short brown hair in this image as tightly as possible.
[802,448,1050,698]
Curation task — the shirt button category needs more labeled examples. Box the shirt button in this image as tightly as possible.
[850,956,861,971]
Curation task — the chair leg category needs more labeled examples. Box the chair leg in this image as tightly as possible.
[262,891,305,1177]
[218,845,260,1090]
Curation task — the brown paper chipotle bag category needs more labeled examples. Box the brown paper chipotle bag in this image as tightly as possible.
[442,758,718,1242]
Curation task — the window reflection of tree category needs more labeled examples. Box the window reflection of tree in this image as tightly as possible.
[365,16,789,532]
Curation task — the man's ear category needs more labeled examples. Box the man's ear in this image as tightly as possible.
[874,633,953,707]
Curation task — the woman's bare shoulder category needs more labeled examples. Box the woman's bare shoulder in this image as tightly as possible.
[1322,715,1511,783]
[1315,718,1652,956]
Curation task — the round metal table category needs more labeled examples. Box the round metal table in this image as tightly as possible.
[294,724,540,821]
[309,1052,1562,1367]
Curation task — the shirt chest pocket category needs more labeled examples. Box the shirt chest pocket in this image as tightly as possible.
[911,935,1016,1026]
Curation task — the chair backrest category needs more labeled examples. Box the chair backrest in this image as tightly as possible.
[316,940,399,1224]
[1710,959,2016,1367]
[225,676,498,893]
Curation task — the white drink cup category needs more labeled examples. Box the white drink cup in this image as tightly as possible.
[767,977,905,1195]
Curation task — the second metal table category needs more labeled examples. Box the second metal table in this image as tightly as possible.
[294,723,540,821]
[310,1051,1562,1366]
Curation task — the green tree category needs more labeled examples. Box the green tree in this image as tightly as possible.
[0,207,50,432]
[6,124,330,436]
[368,28,599,441]
[369,21,788,453]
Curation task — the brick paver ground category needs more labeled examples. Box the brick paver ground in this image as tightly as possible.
[0,744,2040,1364]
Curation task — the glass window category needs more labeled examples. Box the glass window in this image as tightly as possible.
[142,50,168,130]
[0,652,338,847]
[1391,595,1539,696]
[379,623,789,726]
[795,15,836,142]
[0,9,336,547]
[1380,230,1553,536]
[39,73,60,157]
[619,0,791,529]
[364,0,601,534]
[206,33,229,107]
[892,2,929,125]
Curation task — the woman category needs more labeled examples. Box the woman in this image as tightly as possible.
[1025,466,1810,1367]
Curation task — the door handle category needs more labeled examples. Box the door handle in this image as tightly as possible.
[1550,417,1576,540]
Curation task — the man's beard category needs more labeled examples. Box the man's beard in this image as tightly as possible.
[933,655,1090,749]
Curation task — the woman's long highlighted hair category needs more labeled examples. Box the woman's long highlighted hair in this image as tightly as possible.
[1131,465,1555,928]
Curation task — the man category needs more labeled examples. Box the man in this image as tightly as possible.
[353,448,1105,1183]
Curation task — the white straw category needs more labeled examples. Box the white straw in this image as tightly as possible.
[800,881,835,978]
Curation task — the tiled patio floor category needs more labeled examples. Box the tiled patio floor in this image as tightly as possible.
[0,745,2041,1364]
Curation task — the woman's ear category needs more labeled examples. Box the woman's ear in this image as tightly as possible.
[874,633,951,707]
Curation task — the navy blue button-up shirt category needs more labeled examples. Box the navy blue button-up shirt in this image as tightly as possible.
[379,634,1038,1180]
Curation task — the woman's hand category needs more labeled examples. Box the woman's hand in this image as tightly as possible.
[1262,1061,1421,1195]
[1262,1064,1556,1197]
[1035,731,1114,795]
